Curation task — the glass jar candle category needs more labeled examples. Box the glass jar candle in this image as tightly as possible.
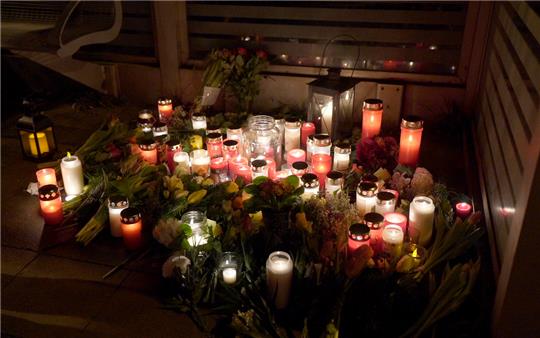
[157,97,173,122]
[312,153,332,187]
[403,242,426,271]
[325,171,344,196]
[409,196,435,246]
[284,117,301,153]
[364,212,385,254]
[384,212,408,233]
[274,117,285,150]
[173,151,190,174]
[190,149,210,177]
[264,157,277,180]
[210,157,229,183]
[291,161,308,177]
[219,252,242,285]
[223,139,239,162]
[152,121,168,138]
[166,139,182,173]
[36,168,57,187]
[244,115,282,168]
[312,134,331,156]
[301,173,320,199]
[137,109,155,133]
[266,251,293,309]
[361,98,383,139]
[333,143,351,172]
[375,191,396,215]
[206,127,222,135]
[235,164,252,183]
[181,210,208,247]
[347,223,370,256]
[301,122,316,149]
[398,116,424,167]
[154,134,169,164]
[121,207,143,250]
[382,224,404,259]
[306,135,315,162]
[356,182,378,218]
[382,188,399,201]
[39,184,63,225]
[206,132,223,158]
[286,149,306,168]
[138,139,158,165]
[229,155,249,178]
[191,113,207,130]
[455,202,472,219]
[251,159,268,178]
[108,195,129,237]
[226,125,243,152]
[60,153,84,196]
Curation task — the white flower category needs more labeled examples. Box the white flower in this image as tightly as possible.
[411,167,434,196]
[162,252,191,278]
[153,218,183,248]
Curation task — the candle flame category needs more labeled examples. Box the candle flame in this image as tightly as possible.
[408,135,413,143]
[412,248,419,258]
[67,151,71,158]
[370,115,374,123]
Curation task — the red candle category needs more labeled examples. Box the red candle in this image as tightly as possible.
[207,132,223,159]
[229,155,248,177]
[235,164,252,183]
[347,223,371,256]
[384,212,408,233]
[455,202,472,219]
[286,149,306,168]
[38,185,63,225]
[398,116,423,167]
[223,139,239,162]
[36,168,57,187]
[362,99,383,139]
[364,212,385,254]
[157,97,173,122]
[138,140,158,165]
[166,141,182,173]
[301,122,316,149]
[311,153,332,188]
[121,207,143,250]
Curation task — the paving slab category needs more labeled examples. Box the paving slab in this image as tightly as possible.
[1,246,37,289]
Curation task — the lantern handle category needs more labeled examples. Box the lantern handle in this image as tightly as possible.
[318,34,361,78]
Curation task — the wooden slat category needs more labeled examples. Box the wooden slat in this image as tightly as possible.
[187,4,466,26]
[187,21,464,45]
[509,1,540,46]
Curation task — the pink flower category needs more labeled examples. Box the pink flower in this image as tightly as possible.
[237,47,248,56]
[256,50,267,59]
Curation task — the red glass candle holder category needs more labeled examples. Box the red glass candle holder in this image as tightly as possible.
[121,207,143,250]
[36,168,57,187]
[455,202,472,219]
[361,99,383,139]
[287,149,306,168]
[384,212,408,233]
[207,132,223,159]
[138,140,158,165]
[301,122,316,149]
[398,116,423,167]
[347,223,370,256]
[157,97,173,122]
[311,153,332,187]
[166,140,182,173]
[39,184,63,225]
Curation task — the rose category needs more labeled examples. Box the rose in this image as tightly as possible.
[255,50,267,59]
[153,218,183,248]
[162,252,191,278]
[237,47,247,56]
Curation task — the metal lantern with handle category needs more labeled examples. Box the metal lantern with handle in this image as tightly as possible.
[16,101,57,161]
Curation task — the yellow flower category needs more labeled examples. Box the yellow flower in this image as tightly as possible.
[189,135,203,149]
[187,189,207,205]
[295,212,312,233]
[202,178,214,187]
[250,211,263,226]
[225,181,239,194]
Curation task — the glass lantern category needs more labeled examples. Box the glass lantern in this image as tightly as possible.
[17,110,57,161]
[244,115,283,168]
[218,252,242,285]
[307,68,360,140]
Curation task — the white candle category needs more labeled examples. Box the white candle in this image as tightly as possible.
[356,182,378,218]
[333,144,351,172]
[222,268,237,284]
[61,153,84,196]
[409,196,435,246]
[382,224,404,258]
[301,173,319,199]
[173,151,190,174]
[266,251,293,309]
[192,114,207,130]
[325,171,343,197]
[284,119,301,153]
[108,196,129,237]
[375,191,396,215]
[190,149,210,177]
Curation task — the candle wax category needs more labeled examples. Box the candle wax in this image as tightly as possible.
[362,109,383,139]
[61,154,84,196]
[36,168,57,187]
[222,268,237,284]
[384,212,408,233]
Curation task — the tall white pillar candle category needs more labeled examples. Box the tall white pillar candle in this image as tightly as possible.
[266,251,293,309]
[409,196,435,246]
[61,153,84,195]
[356,182,378,218]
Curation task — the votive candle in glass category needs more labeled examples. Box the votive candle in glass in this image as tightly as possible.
[275,170,290,180]
[284,117,301,153]
[409,196,435,246]
[251,159,268,178]
[206,132,223,159]
[404,242,426,270]
[39,184,63,225]
[137,109,155,133]
[226,125,243,152]
[236,164,252,183]
[384,212,408,233]
[219,252,241,285]
[364,212,385,254]
[291,161,308,177]
[152,121,168,138]
[361,98,383,139]
[301,122,316,149]
[325,171,343,197]
[108,195,129,237]
[191,149,210,177]
[166,140,182,173]
[61,153,84,196]
[181,210,208,247]
[157,97,173,122]
[312,134,331,156]
[306,135,315,162]
[121,207,143,250]
[138,139,158,165]
[301,173,320,199]
[223,139,239,162]
[333,143,351,172]
[382,224,404,259]
[229,155,248,177]
[191,113,207,130]
[287,149,306,168]
[375,191,396,215]
[348,223,371,256]
[173,151,190,174]
[211,157,229,183]
[398,116,423,167]
[312,153,332,188]
[266,251,293,309]
[382,188,400,201]
[455,202,472,219]
[356,182,378,218]
[36,168,57,187]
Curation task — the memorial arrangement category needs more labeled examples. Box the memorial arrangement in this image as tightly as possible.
[25,48,483,338]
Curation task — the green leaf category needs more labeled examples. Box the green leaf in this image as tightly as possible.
[284,175,299,188]
[252,176,269,185]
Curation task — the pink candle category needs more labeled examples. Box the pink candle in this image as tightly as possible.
[223,139,239,162]
[36,168,57,187]
[265,158,277,180]
[120,207,143,250]
[229,156,248,177]
[286,149,306,168]
[301,122,316,149]
[347,223,371,256]
[275,170,290,180]
[361,99,383,139]
[210,157,227,171]
[235,164,252,183]
[455,202,472,219]
[398,116,423,167]
[206,132,223,159]
[166,141,182,173]
[39,184,63,225]
[157,97,173,122]
[139,143,158,165]
[364,212,385,254]
[384,212,408,233]
[311,153,332,188]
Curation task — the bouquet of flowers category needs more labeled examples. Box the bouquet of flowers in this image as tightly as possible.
[356,136,398,172]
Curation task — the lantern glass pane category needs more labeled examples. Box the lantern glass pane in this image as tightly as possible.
[312,93,333,136]
[336,88,355,139]
[44,127,56,153]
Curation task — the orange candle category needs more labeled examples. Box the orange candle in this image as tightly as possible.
[36,168,57,187]
[361,99,383,139]
[38,184,63,225]
[311,153,332,188]
[166,140,182,173]
[398,116,423,168]
[121,207,143,250]
[157,97,173,122]
[138,140,158,165]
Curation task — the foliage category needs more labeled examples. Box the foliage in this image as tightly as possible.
[243,176,303,213]
[356,136,398,172]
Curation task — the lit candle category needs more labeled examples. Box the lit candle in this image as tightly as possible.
[455,202,472,219]
[284,118,301,153]
[382,188,399,201]
[210,157,229,183]
[325,170,343,197]
[157,97,173,122]
[291,161,308,177]
[301,173,320,199]
[108,195,129,237]
[138,140,158,165]
[312,134,331,156]
[226,125,243,153]
[152,121,168,138]
[364,212,385,254]
[190,149,210,177]
[266,251,293,309]
[333,143,351,172]
[382,224,404,259]
[375,191,396,215]
[219,252,240,285]
[173,152,190,174]
[361,99,383,139]
[347,223,370,256]
[301,122,316,149]
[223,268,237,284]
[275,170,290,181]
[404,242,425,270]
[191,113,207,130]
[235,164,252,183]
[166,140,182,173]
[311,153,332,188]
[398,116,424,167]
[409,196,435,246]
[120,207,143,250]
[229,156,249,178]
[223,139,239,162]
[251,159,268,178]
[356,182,378,218]
[36,168,57,187]
[206,132,223,158]
[137,110,155,133]
[181,211,208,247]
[38,184,63,225]
[384,212,408,233]
[29,132,50,156]
[286,149,306,168]
[61,153,84,196]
